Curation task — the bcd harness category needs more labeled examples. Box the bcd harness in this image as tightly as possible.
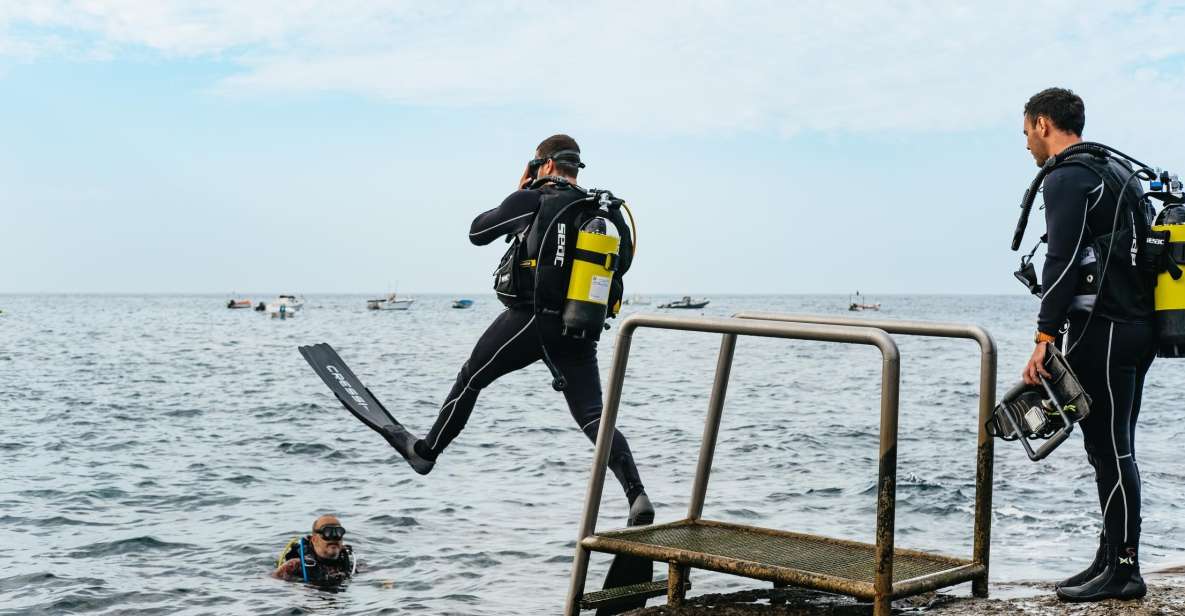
[1011,141,1185,357]
[492,176,634,390]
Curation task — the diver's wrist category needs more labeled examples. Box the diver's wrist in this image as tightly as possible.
[1035,331,1056,344]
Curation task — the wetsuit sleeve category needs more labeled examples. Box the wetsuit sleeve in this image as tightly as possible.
[469,190,540,246]
[608,207,633,275]
[273,558,302,580]
[1038,165,1102,336]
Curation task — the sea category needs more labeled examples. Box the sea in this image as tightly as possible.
[1,294,1181,615]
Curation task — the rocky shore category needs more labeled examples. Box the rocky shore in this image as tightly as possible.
[625,567,1185,615]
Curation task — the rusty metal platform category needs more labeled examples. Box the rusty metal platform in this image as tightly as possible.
[578,578,690,610]
[584,520,983,600]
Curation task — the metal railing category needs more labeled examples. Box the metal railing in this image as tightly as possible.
[734,311,997,598]
[564,313,902,615]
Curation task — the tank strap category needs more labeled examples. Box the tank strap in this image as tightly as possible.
[572,248,618,271]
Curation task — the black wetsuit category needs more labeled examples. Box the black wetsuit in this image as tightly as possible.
[420,187,645,500]
[1039,160,1156,553]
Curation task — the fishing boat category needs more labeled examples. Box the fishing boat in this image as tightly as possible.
[848,291,881,312]
[624,295,651,306]
[659,296,710,310]
[367,293,415,311]
[226,299,252,309]
[452,299,475,309]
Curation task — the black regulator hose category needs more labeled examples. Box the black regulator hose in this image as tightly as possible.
[1012,141,1156,251]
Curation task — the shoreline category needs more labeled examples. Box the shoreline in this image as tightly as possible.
[624,567,1185,615]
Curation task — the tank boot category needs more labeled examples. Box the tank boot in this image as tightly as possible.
[1056,533,1107,589]
[1057,545,1147,603]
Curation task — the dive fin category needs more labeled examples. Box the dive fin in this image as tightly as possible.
[298,342,399,433]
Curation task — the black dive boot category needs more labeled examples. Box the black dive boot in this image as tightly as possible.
[379,425,435,476]
[1057,545,1146,603]
[627,492,654,527]
[1056,533,1107,589]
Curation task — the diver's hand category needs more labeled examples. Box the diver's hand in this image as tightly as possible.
[518,163,533,190]
[1023,342,1053,385]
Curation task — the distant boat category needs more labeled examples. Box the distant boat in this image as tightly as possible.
[368,293,414,311]
[452,299,475,309]
[659,296,710,310]
[256,295,304,314]
[624,295,651,306]
[226,299,252,309]
[848,291,881,312]
[268,302,297,319]
[276,295,305,311]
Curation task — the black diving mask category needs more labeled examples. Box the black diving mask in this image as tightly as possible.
[1014,239,1043,297]
[315,525,346,541]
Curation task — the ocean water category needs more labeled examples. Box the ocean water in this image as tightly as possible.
[0,294,1181,615]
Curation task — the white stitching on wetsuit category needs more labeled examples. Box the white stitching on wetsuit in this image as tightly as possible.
[430,315,536,449]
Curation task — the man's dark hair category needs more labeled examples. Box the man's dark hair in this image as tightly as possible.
[536,134,582,177]
[1024,87,1085,136]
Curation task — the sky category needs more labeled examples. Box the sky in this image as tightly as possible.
[2,1,1185,294]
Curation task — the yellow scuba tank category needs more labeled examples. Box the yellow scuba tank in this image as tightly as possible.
[561,215,620,337]
[1152,204,1185,357]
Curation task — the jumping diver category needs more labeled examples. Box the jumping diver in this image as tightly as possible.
[380,135,652,526]
[274,514,357,585]
[1018,88,1157,602]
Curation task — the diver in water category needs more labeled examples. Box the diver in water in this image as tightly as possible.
[274,514,356,585]
[1018,88,1157,602]
[384,134,653,526]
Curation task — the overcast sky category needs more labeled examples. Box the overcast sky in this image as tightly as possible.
[3,1,1185,294]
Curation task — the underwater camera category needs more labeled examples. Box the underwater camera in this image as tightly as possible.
[987,344,1090,461]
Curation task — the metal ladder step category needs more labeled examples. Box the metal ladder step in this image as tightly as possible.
[579,578,691,610]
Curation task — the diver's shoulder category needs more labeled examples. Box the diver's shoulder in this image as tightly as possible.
[1044,162,1100,193]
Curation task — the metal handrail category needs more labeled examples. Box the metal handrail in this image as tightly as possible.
[734,311,996,597]
[564,313,900,616]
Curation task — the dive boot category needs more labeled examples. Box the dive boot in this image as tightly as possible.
[1057,534,1107,589]
[627,492,654,527]
[1057,546,1146,603]
[380,424,435,476]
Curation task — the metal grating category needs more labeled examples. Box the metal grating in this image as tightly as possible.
[578,578,688,610]
[589,521,969,585]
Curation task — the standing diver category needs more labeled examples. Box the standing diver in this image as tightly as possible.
[1017,88,1157,602]
[374,134,652,526]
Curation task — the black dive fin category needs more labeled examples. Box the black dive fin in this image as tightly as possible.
[298,343,399,433]
[596,555,654,615]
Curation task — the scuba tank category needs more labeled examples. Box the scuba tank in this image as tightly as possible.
[987,344,1091,461]
[561,201,621,338]
[1151,202,1185,357]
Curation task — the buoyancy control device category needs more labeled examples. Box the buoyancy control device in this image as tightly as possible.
[1010,141,1185,357]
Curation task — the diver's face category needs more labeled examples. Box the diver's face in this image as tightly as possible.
[1023,115,1050,167]
[311,527,344,559]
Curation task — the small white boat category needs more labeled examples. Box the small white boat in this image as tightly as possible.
[268,302,297,319]
[624,295,651,306]
[276,295,305,311]
[367,293,415,311]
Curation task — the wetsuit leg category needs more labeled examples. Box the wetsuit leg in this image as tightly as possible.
[423,309,543,455]
[546,329,646,501]
[1065,315,1154,551]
